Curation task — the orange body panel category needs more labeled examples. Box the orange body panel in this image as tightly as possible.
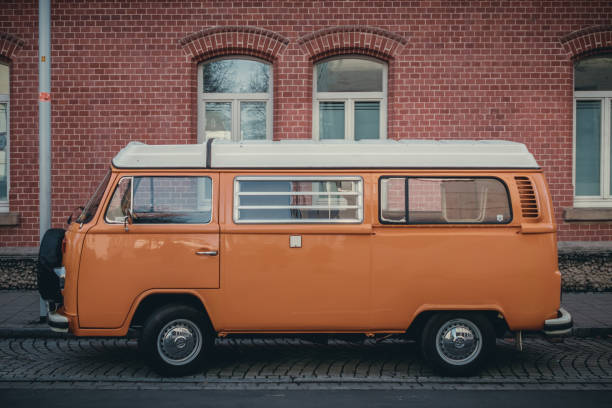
[63,168,561,337]
[76,172,220,329]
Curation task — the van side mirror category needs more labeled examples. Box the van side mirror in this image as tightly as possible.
[124,209,133,232]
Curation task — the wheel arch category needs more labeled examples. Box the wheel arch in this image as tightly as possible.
[406,308,510,339]
[128,290,216,333]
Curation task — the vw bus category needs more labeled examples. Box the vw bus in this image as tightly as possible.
[37,139,572,376]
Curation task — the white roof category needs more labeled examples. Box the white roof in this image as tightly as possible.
[112,140,539,169]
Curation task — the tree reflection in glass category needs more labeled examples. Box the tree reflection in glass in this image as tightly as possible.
[204,59,270,94]
[240,102,267,140]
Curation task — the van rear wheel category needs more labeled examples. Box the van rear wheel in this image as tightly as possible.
[420,312,494,376]
[140,304,212,376]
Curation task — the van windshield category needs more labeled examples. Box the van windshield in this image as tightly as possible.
[75,170,111,224]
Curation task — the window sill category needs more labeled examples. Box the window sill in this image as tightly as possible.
[564,207,612,222]
[0,212,19,226]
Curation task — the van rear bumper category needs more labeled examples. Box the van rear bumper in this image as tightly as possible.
[543,308,573,337]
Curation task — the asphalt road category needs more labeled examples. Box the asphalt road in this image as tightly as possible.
[1,390,611,408]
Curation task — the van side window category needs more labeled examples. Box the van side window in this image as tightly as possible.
[234,176,363,223]
[105,176,212,224]
[380,177,511,224]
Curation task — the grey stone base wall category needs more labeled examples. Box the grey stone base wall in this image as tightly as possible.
[1,254,611,292]
[559,253,612,292]
[0,257,37,290]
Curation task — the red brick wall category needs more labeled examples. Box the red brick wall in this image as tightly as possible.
[1,0,612,246]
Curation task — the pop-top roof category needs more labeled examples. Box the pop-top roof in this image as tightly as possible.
[111,139,539,169]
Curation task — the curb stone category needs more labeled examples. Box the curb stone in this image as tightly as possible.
[0,328,74,339]
[0,327,610,339]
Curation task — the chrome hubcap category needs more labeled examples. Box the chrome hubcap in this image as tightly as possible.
[435,318,482,366]
[157,319,202,366]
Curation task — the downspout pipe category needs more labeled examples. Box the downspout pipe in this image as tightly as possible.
[38,0,51,320]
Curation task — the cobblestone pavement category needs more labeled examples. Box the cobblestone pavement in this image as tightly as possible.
[0,336,611,390]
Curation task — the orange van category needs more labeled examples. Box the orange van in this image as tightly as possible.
[37,139,572,376]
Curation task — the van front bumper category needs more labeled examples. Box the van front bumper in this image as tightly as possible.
[47,304,70,333]
[543,307,573,337]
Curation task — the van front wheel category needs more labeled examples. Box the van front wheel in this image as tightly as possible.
[420,312,494,376]
[140,304,212,376]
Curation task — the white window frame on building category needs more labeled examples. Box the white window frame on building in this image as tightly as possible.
[573,54,612,208]
[0,62,9,213]
[313,56,387,141]
[197,56,273,142]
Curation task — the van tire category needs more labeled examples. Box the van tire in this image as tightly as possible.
[420,312,495,376]
[139,304,213,376]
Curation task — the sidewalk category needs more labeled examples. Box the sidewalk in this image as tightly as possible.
[0,290,611,338]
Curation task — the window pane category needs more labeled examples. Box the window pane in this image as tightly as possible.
[575,100,601,196]
[204,102,231,140]
[574,55,612,91]
[0,103,6,201]
[316,58,383,92]
[132,177,212,224]
[319,102,345,139]
[0,64,8,95]
[105,177,132,223]
[384,178,512,224]
[380,178,405,222]
[355,101,380,140]
[241,101,267,140]
[235,178,362,223]
[203,59,270,93]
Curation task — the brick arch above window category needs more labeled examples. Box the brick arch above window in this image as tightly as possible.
[0,32,25,59]
[560,25,612,59]
[297,26,408,61]
[180,26,290,62]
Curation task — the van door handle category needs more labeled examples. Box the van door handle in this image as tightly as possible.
[196,250,218,256]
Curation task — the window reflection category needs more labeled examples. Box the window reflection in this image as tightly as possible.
[201,58,272,141]
[314,57,386,140]
[317,58,383,92]
[203,59,270,93]
[240,102,267,140]
[575,55,612,91]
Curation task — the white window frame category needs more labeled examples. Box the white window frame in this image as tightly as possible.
[312,56,387,141]
[0,62,9,213]
[233,176,364,224]
[197,56,273,143]
[573,93,612,207]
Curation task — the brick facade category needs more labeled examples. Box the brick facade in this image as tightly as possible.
[1,0,612,247]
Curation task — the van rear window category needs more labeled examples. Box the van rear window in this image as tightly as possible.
[234,176,363,223]
[379,177,512,224]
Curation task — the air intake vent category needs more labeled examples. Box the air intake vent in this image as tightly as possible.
[515,176,539,218]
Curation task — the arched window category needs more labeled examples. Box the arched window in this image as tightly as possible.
[198,57,272,141]
[313,57,387,141]
[574,54,612,206]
